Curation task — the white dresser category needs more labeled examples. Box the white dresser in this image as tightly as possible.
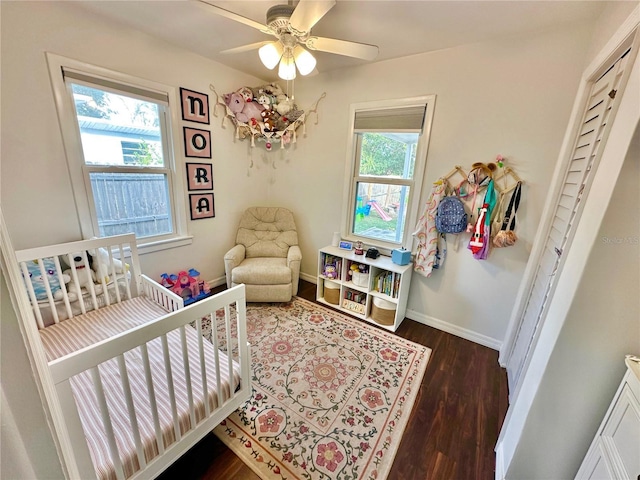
[575,356,640,480]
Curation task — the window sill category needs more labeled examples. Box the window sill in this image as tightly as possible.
[137,235,193,255]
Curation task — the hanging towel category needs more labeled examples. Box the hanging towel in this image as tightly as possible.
[413,180,446,277]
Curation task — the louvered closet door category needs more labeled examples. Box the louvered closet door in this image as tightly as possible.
[506,48,632,397]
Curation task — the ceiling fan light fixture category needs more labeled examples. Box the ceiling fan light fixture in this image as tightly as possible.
[293,44,316,76]
[258,41,284,70]
[278,53,297,80]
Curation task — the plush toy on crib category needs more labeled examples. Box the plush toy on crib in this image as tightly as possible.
[89,245,129,284]
[23,258,70,301]
[56,252,103,302]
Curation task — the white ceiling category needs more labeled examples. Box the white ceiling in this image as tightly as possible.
[75,1,607,81]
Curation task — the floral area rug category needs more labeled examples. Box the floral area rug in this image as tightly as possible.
[206,296,431,480]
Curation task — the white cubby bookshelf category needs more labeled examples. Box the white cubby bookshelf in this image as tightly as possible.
[316,245,413,332]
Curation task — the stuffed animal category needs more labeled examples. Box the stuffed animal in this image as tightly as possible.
[265,83,284,97]
[275,94,294,116]
[261,109,277,132]
[238,86,253,103]
[348,264,359,277]
[223,91,265,125]
[23,258,70,301]
[89,245,129,284]
[59,252,102,302]
[257,93,272,110]
[324,264,338,279]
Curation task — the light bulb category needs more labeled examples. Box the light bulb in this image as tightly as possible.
[259,42,284,70]
[293,45,316,76]
[278,53,296,80]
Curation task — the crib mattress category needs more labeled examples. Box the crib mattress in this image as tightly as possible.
[40,297,241,480]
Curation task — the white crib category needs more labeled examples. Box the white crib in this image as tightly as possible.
[2,232,251,480]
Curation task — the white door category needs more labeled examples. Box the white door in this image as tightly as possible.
[504,46,634,398]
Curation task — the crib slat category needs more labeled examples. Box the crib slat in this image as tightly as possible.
[98,257,111,307]
[90,366,125,480]
[81,251,100,311]
[211,311,223,411]
[20,261,45,329]
[225,305,234,393]
[161,334,181,442]
[53,255,73,320]
[37,258,61,325]
[118,243,132,301]
[66,253,88,315]
[180,326,196,428]
[236,297,250,393]
[56,379,99,478]
[140,343,165,456]
[116,354,146,472]
[108,247,122,304]
[196,317,210,417]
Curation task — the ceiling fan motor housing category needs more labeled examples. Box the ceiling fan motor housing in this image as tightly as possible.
[267,4,295,32]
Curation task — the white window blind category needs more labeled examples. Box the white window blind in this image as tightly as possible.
[354,105,427,132]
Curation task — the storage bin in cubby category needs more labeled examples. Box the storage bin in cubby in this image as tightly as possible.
[351,271,369,287]
[371,297,396,326]
[324,280,340,305]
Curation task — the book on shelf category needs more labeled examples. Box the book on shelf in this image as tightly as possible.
[374,270,400,298]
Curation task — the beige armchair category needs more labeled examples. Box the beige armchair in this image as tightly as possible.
[224,207,302,302]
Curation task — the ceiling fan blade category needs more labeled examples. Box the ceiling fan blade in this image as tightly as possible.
[306,37,379,61]
[197,0,273,35]
[220,41,272,55]
[288,0,336,34]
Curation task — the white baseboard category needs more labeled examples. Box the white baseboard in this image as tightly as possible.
[406,309,502,351]
[207,276,227,289]
[300,272,317,284]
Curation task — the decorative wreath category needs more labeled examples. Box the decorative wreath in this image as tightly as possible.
[210,83,325,151]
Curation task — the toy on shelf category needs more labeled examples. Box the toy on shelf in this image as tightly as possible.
[160,268,212,305]
[323,263,338,279]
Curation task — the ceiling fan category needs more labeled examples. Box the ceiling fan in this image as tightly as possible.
[198,0,379,80]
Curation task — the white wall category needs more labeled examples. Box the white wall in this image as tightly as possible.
[0,1,270,283]
[278,24,594,346]
[505,120,640,479]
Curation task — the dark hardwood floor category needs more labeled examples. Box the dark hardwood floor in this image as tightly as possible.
[158,280,508,480]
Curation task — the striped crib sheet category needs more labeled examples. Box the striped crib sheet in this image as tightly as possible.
[40,297,240,480]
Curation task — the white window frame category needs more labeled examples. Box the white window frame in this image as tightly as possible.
[46,53,191,254]
[341,95,436,252]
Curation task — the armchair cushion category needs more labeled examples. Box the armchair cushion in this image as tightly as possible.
[225,207,301,302]
[231,258,291,285]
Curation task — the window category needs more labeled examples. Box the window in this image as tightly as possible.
[47,54,189,251]
[343,97,435,250]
